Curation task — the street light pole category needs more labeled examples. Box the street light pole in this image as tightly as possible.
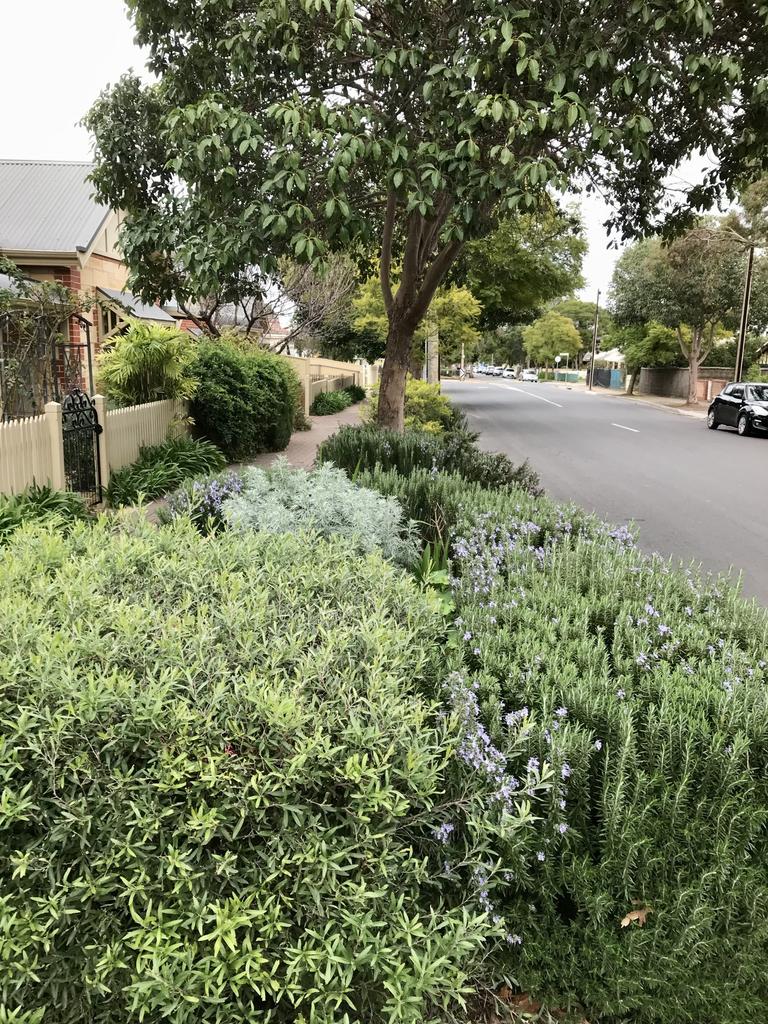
[734,244,755,383]
[588,289,601,391]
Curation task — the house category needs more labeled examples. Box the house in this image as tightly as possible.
[0,159,174,349]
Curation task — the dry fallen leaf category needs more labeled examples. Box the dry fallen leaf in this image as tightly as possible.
[621,906,653,928]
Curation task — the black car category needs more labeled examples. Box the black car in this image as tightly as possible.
[708,382,768,436]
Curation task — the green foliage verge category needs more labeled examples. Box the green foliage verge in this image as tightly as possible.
[105,436,225,507]
[0,483,91,544]
[0,516,548,1024]
[319,426,542,498]
[361,466,768,1023]
[367,380,455,433]
[190,342,299,460]
[309,385,366,416]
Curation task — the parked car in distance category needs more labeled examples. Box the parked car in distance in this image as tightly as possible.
[708,382,768,436]
[521,368,539,383]
[502,368,516,379]
[489,365,502,376]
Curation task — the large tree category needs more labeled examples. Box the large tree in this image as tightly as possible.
[608,321,681,394]
[353,279,482,370]
[455,205,586,330]
[610,228,765,403]
[86,0,768,429]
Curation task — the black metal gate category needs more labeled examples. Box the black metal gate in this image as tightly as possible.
[62,389,103,505]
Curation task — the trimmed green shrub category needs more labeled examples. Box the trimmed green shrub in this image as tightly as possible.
[310,387,353,415]
[319,425,542,496]
[96,319,199,405]
[0,516,548,1023]
[106,435,225,506]
[0,482,91,543]
[190,341,299,460]
[393,477,768,1024]
[223,458,419,565]
[367,379,454,433]
[346,383,367,403]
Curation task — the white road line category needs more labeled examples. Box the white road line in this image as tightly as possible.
[493,385,565,407]
[612,422,639,433]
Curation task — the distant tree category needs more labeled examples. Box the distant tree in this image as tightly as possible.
[609,228,765,403]
[522,311,582,368]
[353,279,482,371]
[85,2,768,430]
[550,298,613,351]
[609,321,681,394]
[456,206,586,331]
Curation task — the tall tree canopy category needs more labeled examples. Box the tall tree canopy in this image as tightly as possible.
[455,205,586,330]
[86,0,768,428]
[610,227,768,402]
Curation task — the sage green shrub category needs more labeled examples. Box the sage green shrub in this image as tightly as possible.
[223,459,419,565]
[446,515,768,1023]
[0,517,545,1024]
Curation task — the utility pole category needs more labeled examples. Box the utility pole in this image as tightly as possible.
[588,289,601,391]
[734,244,755,383]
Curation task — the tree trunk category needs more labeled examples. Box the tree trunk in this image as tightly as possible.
[628,366,639,395]
[377,321,413,431]
[687,330,702,404]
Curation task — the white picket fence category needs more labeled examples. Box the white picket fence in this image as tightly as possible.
[0,397,188,498]
[101,399,187,475]
[0,409,58,495]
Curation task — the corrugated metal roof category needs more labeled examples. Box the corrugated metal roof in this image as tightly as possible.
[0,160,109,253]
[98,286,176,323]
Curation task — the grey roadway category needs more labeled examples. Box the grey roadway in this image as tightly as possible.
[444,379,768,605]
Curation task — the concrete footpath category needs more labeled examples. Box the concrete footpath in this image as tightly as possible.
[238,402,364,471]
[546,380,708,419]
[144,403,364,522]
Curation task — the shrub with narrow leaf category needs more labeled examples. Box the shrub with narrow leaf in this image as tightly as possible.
[319,425,542,495]
[105,436,226,506]
[398,470,768,1024]
[0,516,548,1024]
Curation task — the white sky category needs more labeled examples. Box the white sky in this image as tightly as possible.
[1,0,708,304]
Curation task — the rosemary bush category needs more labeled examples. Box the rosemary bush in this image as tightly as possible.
[319,425,542,496]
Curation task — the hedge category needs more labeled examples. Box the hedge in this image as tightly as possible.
[190,341,299,460]
[0,515,550,1024]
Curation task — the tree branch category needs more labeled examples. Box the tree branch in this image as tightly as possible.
[408,237,465,328]
[380,190,396,314]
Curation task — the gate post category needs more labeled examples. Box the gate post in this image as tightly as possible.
[93,394,110,489]
[44,401,66,490]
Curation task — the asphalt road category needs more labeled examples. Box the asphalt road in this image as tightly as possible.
[444,379,768,605]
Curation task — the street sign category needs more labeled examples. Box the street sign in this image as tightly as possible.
[555,356,561,364]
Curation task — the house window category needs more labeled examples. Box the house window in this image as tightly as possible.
[101,306,121,338]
